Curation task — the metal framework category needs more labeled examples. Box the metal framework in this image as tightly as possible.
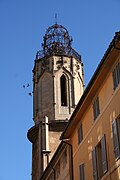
[36,23,81,61]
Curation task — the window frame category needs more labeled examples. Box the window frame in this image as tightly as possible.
[60,74,68,106]
[112,117,120,160]
[93,96,100,121]
[78,122,83,145]
[79,163,85,180]
[92,135,108,180]
[112,62,120,90]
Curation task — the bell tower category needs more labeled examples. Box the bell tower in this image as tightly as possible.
[27,23,84,180]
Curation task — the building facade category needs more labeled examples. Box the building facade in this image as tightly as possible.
[27,23,84,180]
[61,31,120,180]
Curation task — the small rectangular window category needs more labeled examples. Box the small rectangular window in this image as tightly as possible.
[78,122,83,144]
[112,117,120,160]
[79,163,85,180]
[93,96,100,121]
[112,62,120,90]
[92,135,108,180]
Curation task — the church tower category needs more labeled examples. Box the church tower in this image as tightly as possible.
[27,23,84,180]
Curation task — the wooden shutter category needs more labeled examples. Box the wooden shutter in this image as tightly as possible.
[101,135,108,174]
[79,163,85,180]
[92,148,98,180]
[112,120,120,159]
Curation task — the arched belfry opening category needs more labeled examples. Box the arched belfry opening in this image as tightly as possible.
[60,74,67,106]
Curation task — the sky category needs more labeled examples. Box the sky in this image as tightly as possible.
[0,0,120,180]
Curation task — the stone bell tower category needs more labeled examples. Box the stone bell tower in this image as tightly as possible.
[27,23,84,180]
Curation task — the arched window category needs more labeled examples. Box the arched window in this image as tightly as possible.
[60,75,67,106]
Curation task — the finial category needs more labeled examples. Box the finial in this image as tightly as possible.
[55,13,57,24]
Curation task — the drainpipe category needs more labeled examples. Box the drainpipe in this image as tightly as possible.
[62,140,74,180]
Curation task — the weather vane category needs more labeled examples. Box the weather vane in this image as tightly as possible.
[55,13,57,24]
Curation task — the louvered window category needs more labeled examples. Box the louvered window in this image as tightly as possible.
[92,135,108,179]
[112,118,120,160]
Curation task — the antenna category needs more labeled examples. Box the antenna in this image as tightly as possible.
[55,13,57,24]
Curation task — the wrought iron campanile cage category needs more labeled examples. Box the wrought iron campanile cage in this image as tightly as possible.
[36,23,81,61]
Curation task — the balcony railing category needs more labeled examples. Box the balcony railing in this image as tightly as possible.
[36,47,81,62]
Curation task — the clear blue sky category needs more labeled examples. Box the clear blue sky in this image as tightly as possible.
[0,0,119,179]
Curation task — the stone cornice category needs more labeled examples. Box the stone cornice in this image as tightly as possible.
[27,125,39,143]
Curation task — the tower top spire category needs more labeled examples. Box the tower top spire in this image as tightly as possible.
[55,13,57,24]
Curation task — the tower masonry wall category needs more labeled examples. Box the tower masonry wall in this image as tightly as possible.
[49,131,62,160]
[38,72,54,121]
[28,23,85,180]
[33,55,84,123]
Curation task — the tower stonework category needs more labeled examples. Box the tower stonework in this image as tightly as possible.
[27,23,84,180]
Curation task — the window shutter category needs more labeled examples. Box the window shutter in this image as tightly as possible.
[92,148,98,180]
[101,135,108,174]
[112,120,120,159]
[79,163,85,180]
